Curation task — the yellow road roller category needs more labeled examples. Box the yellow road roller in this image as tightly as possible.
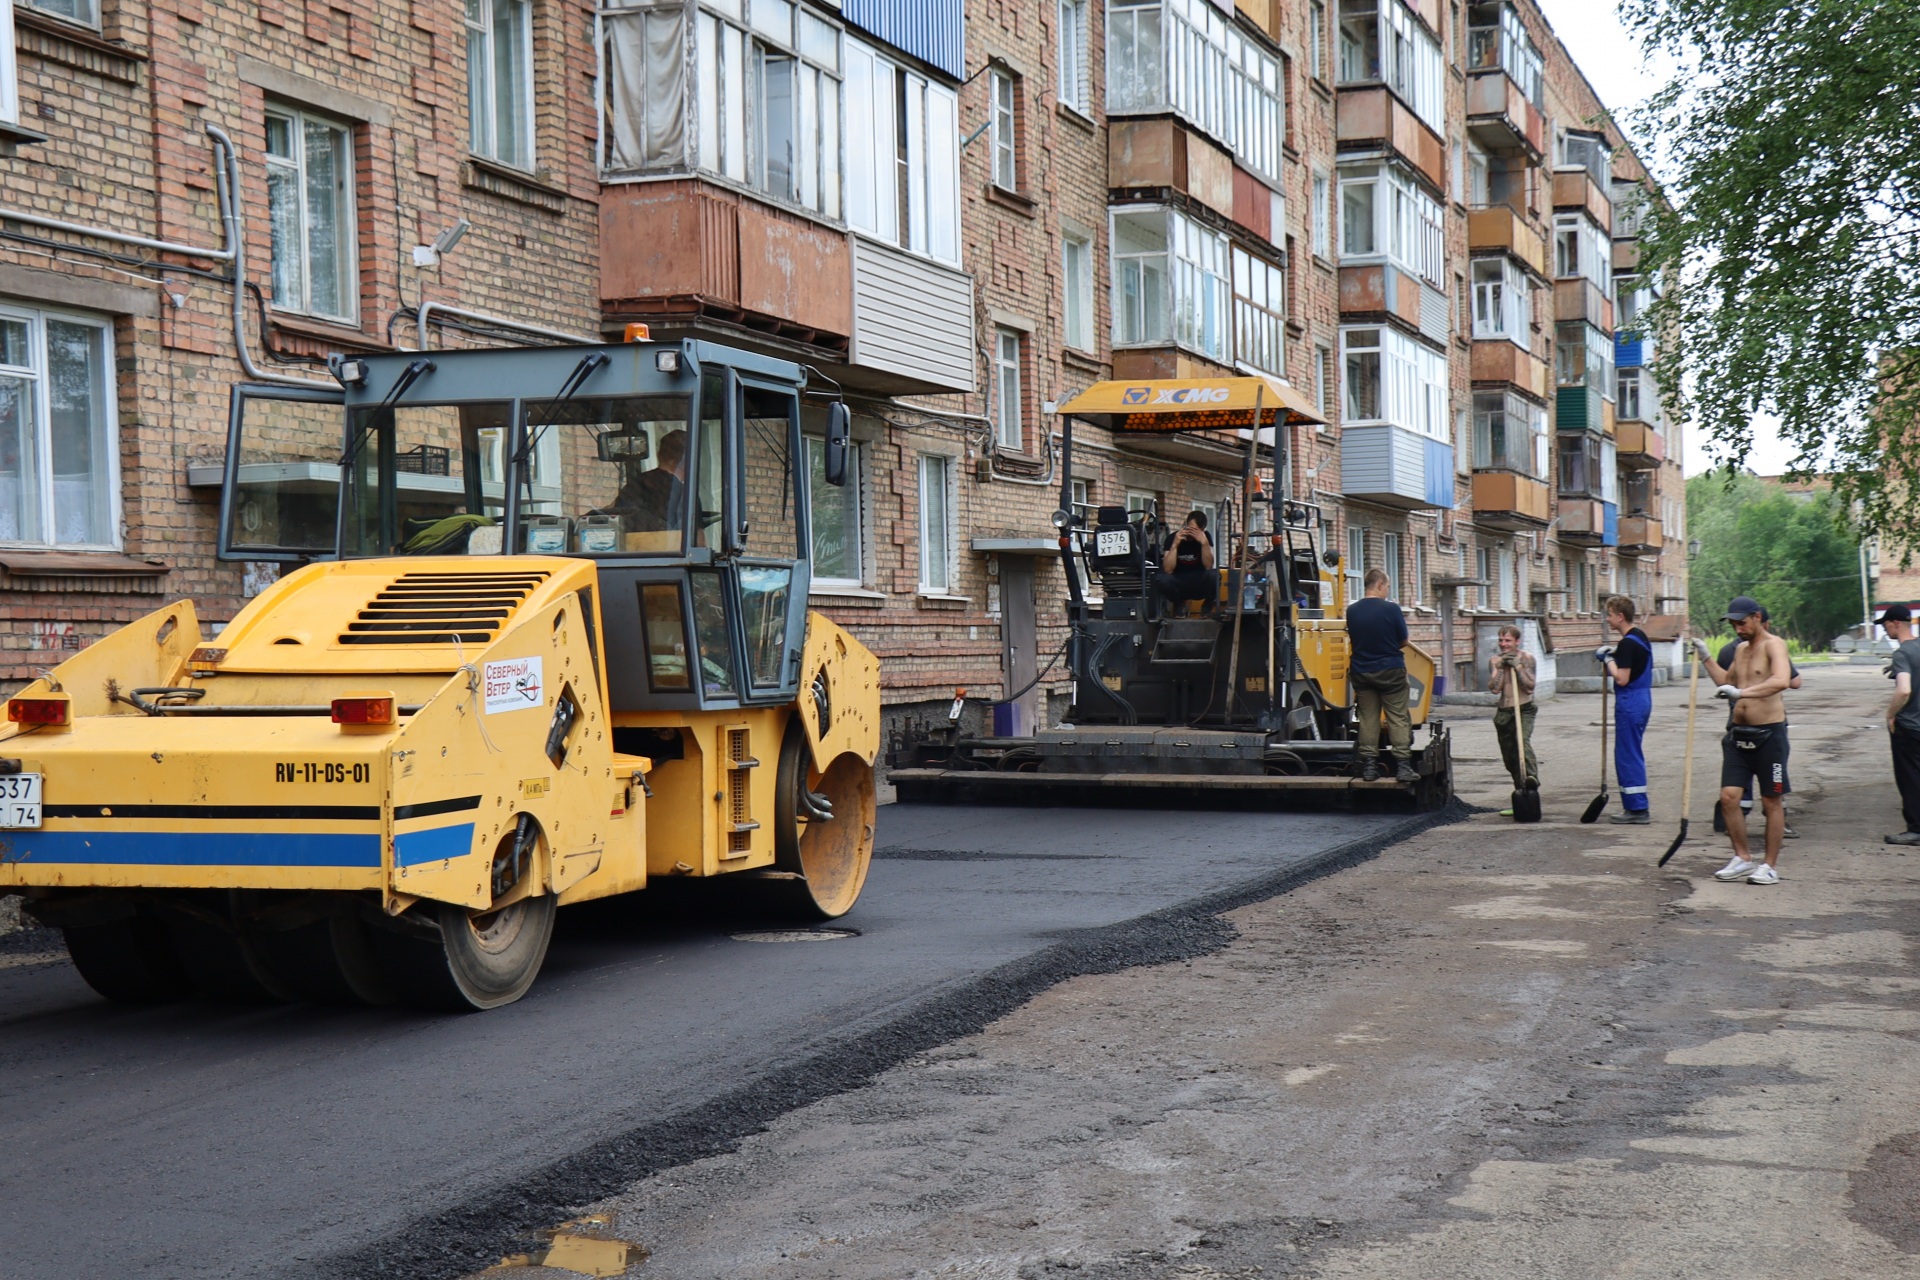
[0,340,879,1010]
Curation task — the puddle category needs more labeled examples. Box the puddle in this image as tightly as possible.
[731,928,860,943]
[483,1216,646,1277]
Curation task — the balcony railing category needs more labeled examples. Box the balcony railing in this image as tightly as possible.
[1616,421,1665,469]
[1334,86,1447,193]
[1618,515,1662,555]
[1464,69,1545,159]
[1557,498,1618,547]
[1467,206,1548,278]
[1471,342,1550,400]
[1552,169,1611,227]
[1471,470,1550,530]
[1342,424,1455,511]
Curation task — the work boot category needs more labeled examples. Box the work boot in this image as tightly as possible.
[1609,810,1651,825]
[1360,758,1381,782]
[1886,832,1920,846]
[1395,760,1418,785]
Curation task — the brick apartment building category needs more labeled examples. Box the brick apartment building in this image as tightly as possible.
[0,0,1684,717]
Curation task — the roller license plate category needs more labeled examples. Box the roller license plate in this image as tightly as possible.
[0,773,41,828]
[1095,530,1131,558]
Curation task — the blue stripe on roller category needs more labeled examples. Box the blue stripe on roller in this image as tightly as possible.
[1,829,381,867]
[394,823,476,867]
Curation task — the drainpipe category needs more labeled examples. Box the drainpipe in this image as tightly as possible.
[205,124,330,389]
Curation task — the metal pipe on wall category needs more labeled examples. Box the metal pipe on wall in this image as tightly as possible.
[205,124,331,390]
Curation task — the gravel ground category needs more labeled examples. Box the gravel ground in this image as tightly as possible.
[467,664,1920,1280]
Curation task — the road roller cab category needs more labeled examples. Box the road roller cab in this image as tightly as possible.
[0,340,880,1010]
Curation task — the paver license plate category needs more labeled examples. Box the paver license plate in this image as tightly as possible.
[0,773,42,828]
[1096,530,1130,558]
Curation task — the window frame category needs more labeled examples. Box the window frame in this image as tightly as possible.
[1338,163,1444,287]
[1471,388,1544,475]
[1469,255,1531,345]
[917,452,955,594]
[1107,0,1284,185]
[1309,0,1328,82]
[0,0,19,126]
[263,104,360,326]
[23,0,98,29]
[842,35,958,264]
[990,68,1018,192]
[1110,205,1230,362]
[467,0,536,171]
[1058,0,1091,115]
[1311,170,1332,258]
[1231,245,1286,379]
[993,326,1025,451]
[1553,211,1612,290]
[1340,325,1449,439]
[1345,525,1365,601]
[1335,0,1444,134]
[1062,229,1095,353]
[1382,530,1402,601]
[805,432,864,590]
[0,301,122,553]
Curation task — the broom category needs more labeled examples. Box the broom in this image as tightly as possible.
[1658,642,1702,866]
[1579,663,1611,823]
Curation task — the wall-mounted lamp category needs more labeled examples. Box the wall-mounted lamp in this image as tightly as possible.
[411,217,472,268]
[1687,538,1701,561]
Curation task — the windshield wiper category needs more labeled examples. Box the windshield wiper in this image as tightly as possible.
[339,357,436,470]
[515,353,610,468]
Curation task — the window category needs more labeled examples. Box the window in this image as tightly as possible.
[25,0,97,27]
[467,0,533,170]
[1412,536,1426,605]
[990,69,1018,191]
[0,0,18,127]
[1231,247,1286,378]
[1557,128,1610,185]
[1058,0,1091,114]
[1553,212,1611,290]
[1555,321,1615,398]
[1497,544,1515,610]
[1062,230,1095,352]
[1346,525,1365,601]
[1475,545,1490,608]
[1465,2,1541,104]
[1126,488,1161,522]
[1622,469,1655,516]
[1339,165,1444,286]
[1071,476,1091,512]
[1314,343,1332,420]
[1310,0,1327,81]
[1472,390,1544,474]
[1470,257,1531,344]
[1616,277,1656,330]
[1556,431,1603,498]
[1336,0,1444,133]
[843,38,958,262]
[1467,142,1490,206]
[1108,0,1283,183]
[918,453,953,592]
[0,304,118,550]
[993,327,1024,450]
[1341,326,1448,438]
[1312,172,1331,258]
[1111,206,1229,361]
[1383,531,1402,600]
[806,434,863,588]
[264,107,357,324]
[1617,368,1641,421]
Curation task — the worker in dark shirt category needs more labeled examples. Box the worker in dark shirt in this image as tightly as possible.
[1152,510,1217,612]
[1880,603,1920,845]
[1345,567,1417,784]
[1597,595,1655,824]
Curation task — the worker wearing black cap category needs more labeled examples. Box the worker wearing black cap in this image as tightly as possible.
[1879,603,1920,845]
[1692,596,1794,884]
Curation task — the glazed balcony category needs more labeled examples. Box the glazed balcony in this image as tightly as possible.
[1471,471,1551,531]
[1465,70,1546,160]
[1616,421,1666,470]
[1341,424,1455,511]
[1618,515,1662,556]
[1555,385,1613,436]
[1471,341,1550,400]
[1340,263,1448,345]
[1552,169,1611,229]
[1556,498,1617,547]
[1335,86,1447,193]
[1467,206,1548,278]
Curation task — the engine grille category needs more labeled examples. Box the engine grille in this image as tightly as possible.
[337,571,550,645]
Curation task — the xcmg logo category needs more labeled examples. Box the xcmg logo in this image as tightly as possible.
[1123,385,1232,405]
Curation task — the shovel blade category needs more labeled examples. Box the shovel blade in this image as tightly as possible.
[1579,790,1609,824]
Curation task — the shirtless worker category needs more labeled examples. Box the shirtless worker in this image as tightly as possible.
[1693,596,1795,885]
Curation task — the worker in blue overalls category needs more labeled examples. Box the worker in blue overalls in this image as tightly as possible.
[1598,594,1655,824]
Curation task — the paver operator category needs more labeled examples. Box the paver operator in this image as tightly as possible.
[1153,510,1217,612]
[1694,596,1795,885]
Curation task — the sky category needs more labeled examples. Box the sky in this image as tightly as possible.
[1532,0,1801,479]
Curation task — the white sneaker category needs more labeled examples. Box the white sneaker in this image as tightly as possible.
[1714,856,1760,881]
[1747,864,1780,885]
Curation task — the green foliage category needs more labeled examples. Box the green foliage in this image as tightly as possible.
[1686,472,1865,645]
[1622,0,1920,552]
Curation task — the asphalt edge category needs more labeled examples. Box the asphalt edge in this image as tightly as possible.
[314,798,1473,1280]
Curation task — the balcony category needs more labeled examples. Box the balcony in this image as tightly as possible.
[1619,515,1663,556]
[1467,207,1548,278]
[1615,330,1651,369]
[1616,421,1666,469]
[1340,264,1448,344]
[1465,71,1546,159]
[1613,238,1640,274]
[1342,424,1455,511]
[1471,471,1551,530]
[848,236,977,394]
[1557,498,1618,547]
[1109,118,1235,221]
[1554,278,1613,331]
[1555,385,1612,435]
[1552,169,1611,229]
[1335,86,1447,193]
[1471,341,1550,400]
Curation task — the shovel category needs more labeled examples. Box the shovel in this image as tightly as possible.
[1504,655,1541,823]
[1580,666,1611,824]
[1658,642,1702,866]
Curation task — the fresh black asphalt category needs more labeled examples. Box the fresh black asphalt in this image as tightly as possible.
[0,802,1457,1280]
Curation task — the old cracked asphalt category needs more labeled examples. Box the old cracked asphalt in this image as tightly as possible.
[472,663,1920,1280]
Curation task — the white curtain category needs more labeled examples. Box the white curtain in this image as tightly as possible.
[603,6,686,172]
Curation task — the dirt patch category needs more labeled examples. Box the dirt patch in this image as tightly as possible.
[1853,1131,1920,1253]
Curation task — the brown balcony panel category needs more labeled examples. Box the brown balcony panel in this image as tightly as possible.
[1111,347,1235,382]
[1340,263,1424,330]
[1619,516,1663,555]
[1557,498,1606,543]
[1613,239,1640,273]
[1616,421,1666,469]
[1552,169,1611,228]
[1335,86,1447,192]
[1109,118,1234,218]
[1470,341,1550,400]
[1553,279,1613,331]
[1471,471,1551,530]
[601,180,851,339]
[1465,72,1546,159]
[1467,207,1548,278]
